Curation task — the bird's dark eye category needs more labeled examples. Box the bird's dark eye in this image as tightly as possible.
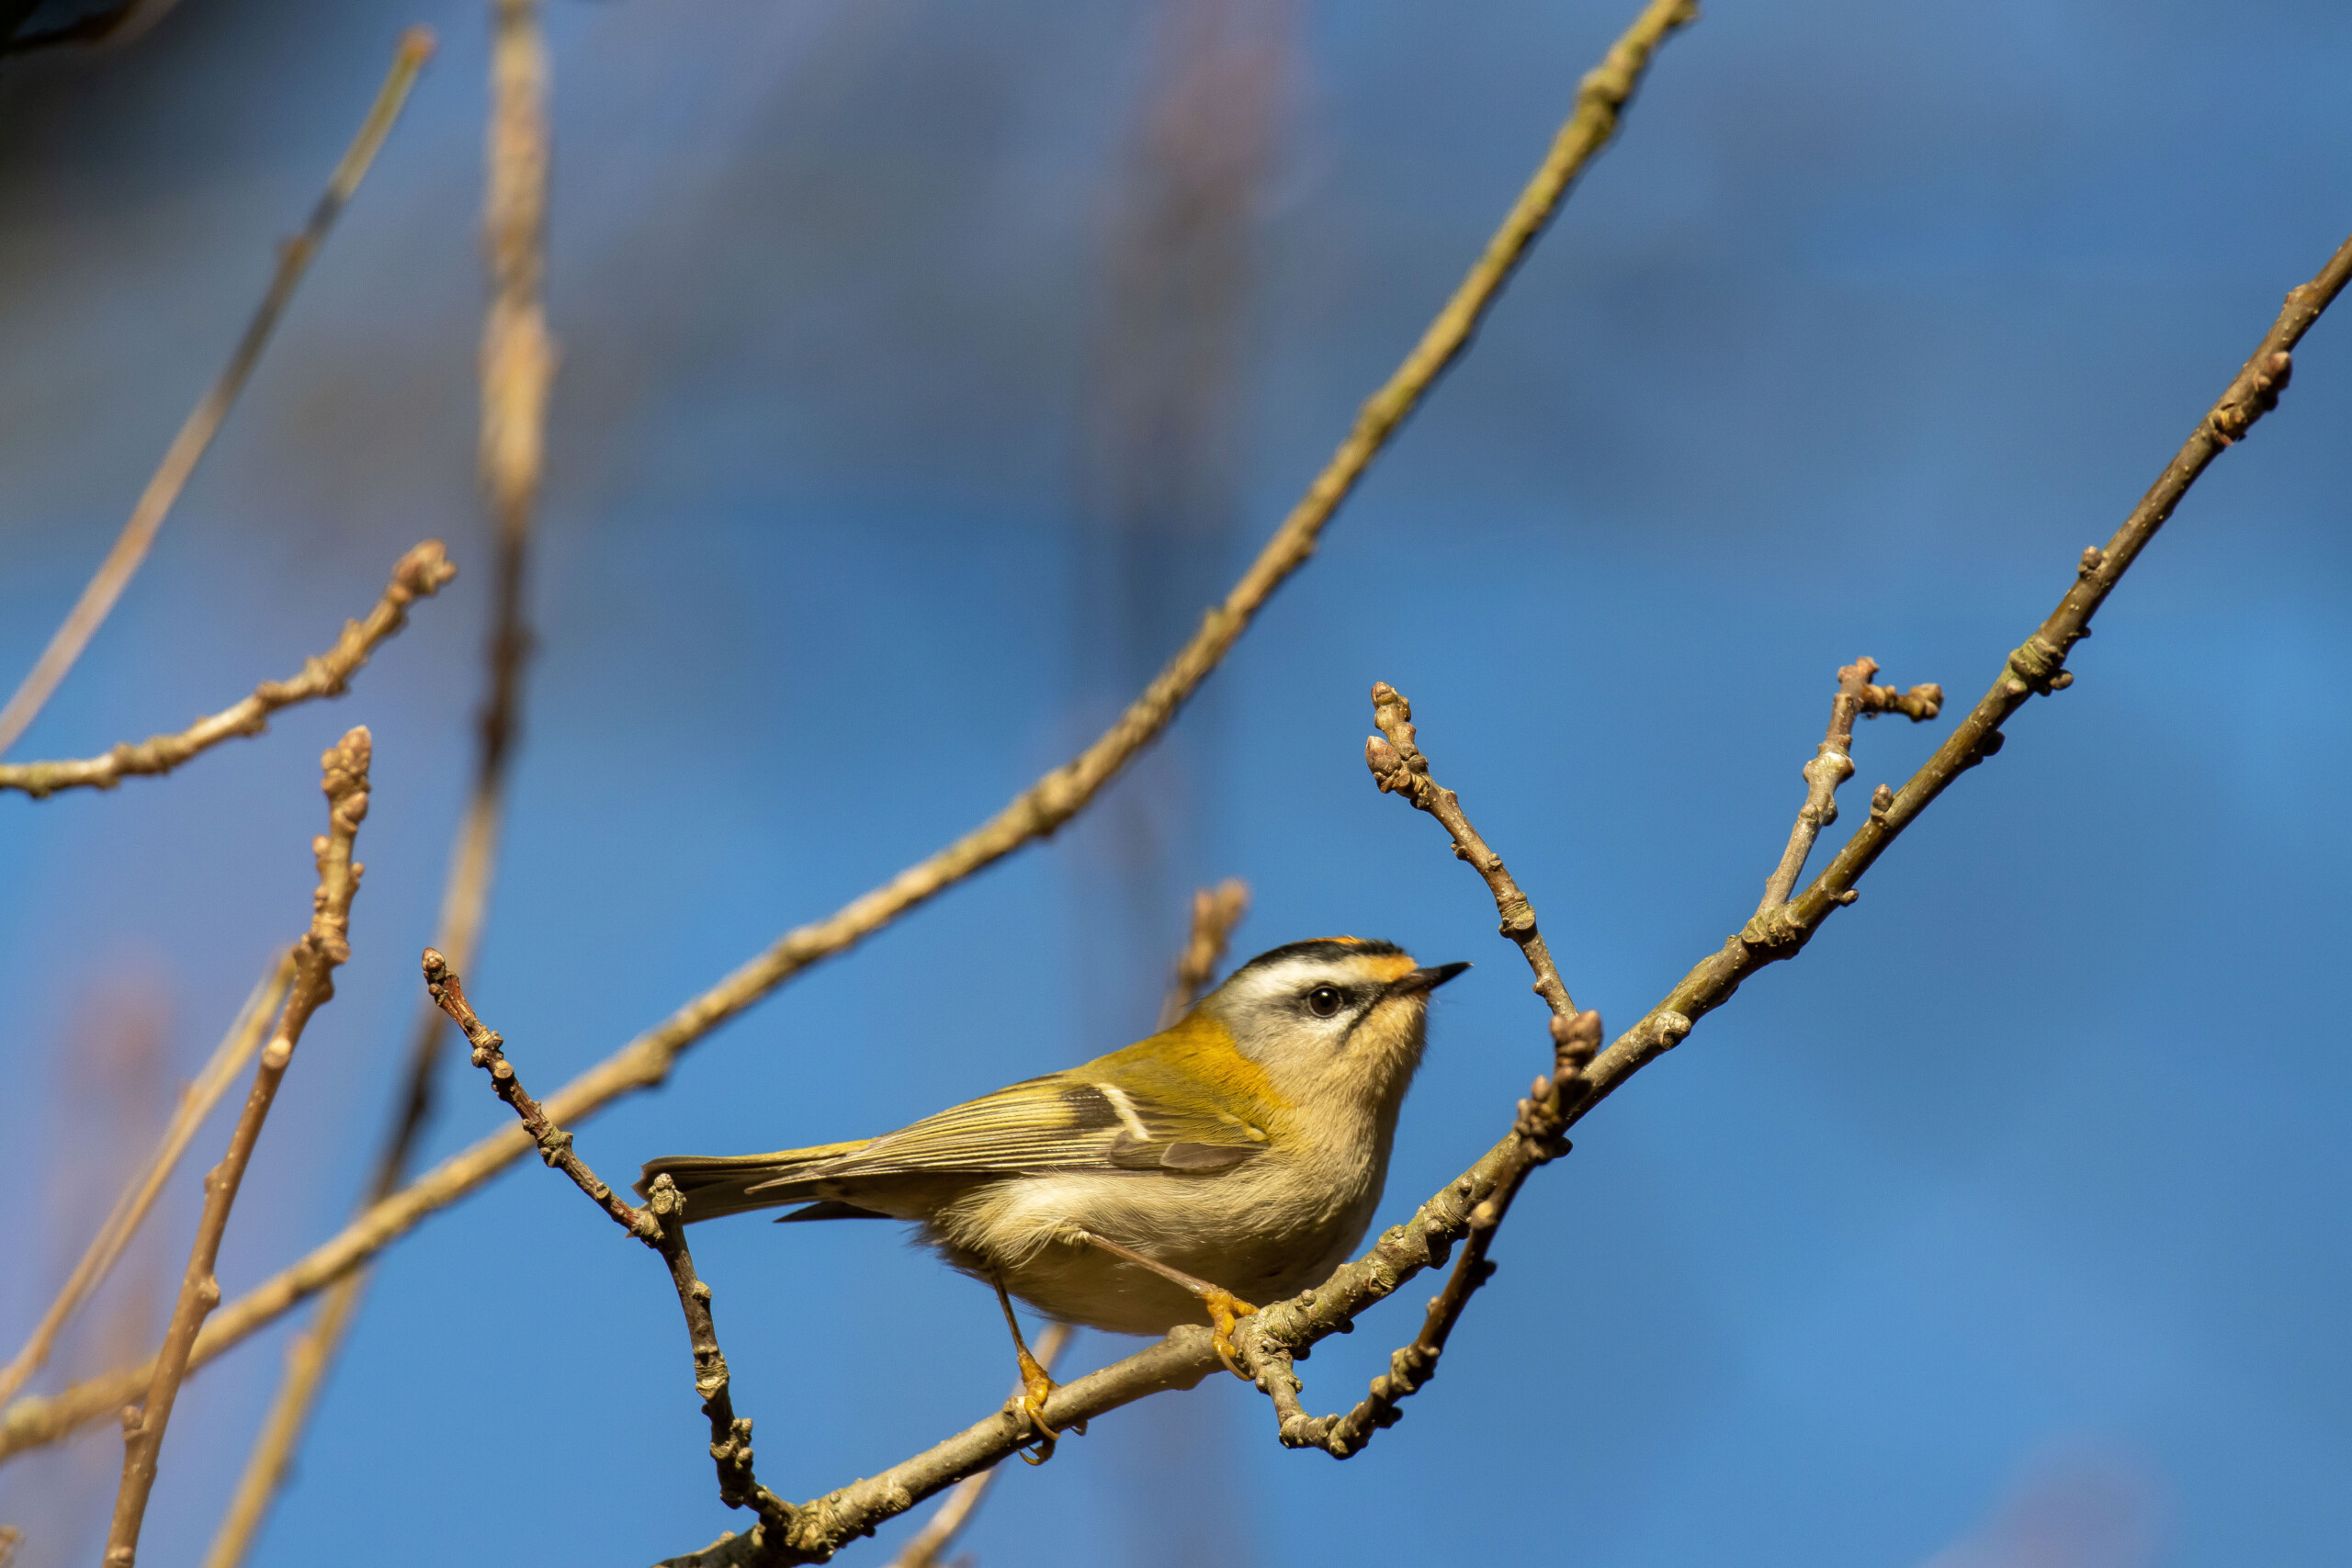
[1306,985,1343,1018]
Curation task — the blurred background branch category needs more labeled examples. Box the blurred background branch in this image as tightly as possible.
[0,952,291,1410]
[199,2,551,1560]
[0,28,432,760]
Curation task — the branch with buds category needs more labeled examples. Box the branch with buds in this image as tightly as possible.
[421,950,797,1536]
[102,728,372,1568]
[0,543,455,798]
[1747,655,1943,932]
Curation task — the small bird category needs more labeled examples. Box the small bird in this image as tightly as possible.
[638,936,1466,1455]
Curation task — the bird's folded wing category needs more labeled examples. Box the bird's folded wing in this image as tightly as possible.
[779,1071,1271,1186]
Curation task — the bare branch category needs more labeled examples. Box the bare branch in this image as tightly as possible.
[1159,879,1250,1027]
[1737,233,2352,964]
[0,0,1700,1472]
[0,952,293,1409]
[421,951,797,1537]
[648,225,2352,1564]
[1750,656,1941,917]
[1366,682,1576,1018]
[0,542,456,799]
[203,8,553,1555]
[0,31,435,760]
[101,728,371,1568]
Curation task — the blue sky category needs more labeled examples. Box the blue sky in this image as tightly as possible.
[1,2,2347,1565]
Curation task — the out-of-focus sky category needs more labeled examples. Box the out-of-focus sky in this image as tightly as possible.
[0,2,2346,1566]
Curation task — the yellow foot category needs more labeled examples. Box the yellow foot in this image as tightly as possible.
[1203,1288,1261,1379]
[1012,1342,1062,1465]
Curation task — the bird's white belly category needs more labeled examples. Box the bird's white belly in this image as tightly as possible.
[922,1161,1379,1337]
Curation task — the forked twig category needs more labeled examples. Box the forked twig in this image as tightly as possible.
[0,31,434,760]
[1749,656,1940,924]
[0,543,455,798]
[0,0,1701,1471]
[101,729,372,1568]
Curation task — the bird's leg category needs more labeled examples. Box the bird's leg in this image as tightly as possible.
[992,1276,1062,1463]
[1070,1229,1259,1378]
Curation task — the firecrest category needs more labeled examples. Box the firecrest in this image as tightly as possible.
[638,936,1467,1454]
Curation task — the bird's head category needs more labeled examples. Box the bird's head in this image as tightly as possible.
[1195,937,1469,1116]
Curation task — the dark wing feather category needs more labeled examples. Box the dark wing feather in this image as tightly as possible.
[775,1200,891,1223]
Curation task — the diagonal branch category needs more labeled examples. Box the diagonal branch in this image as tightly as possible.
[1736,234,2352,964]
[420,951,796,1536]
[101,728,372,1568]
[0,31,435,760]
[202,6,556,1562]
[644,225,2352,1566]
[0,951,294,1410]
[0,543,456,799]
[0,0,1699,1472]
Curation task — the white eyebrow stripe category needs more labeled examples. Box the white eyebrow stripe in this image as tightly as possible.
[1091,1081,1153,1142]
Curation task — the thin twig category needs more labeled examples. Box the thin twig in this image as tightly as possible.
[0,542,456,799]
[883,1325,1071,1568]
[0,0,1695,1472]
[1365,683,1576,1018]
[0,31,435,760]
[0,952,293,1409]
[1158,879,1250,1027]
[420,951,797,1535]
[1752,657,1940,916]
[1239,688,1603,1456]
[101,728,371,1568]
[641,229,2352,1568]
[201,6,551,1559]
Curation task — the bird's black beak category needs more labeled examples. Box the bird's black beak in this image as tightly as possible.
[1394,961,1471,995]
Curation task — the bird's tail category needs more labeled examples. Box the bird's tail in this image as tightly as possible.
[635,1140,873,1224]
